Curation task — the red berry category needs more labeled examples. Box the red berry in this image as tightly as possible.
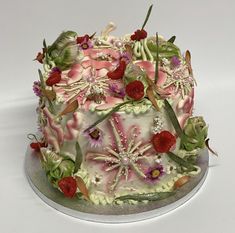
[46,70,61,86]
[76,34,90,44]
[58,177,77,198]
[152,131,176,153]
[130,29,147,41]
[30,142,46,152]
[125,80,145,100]
[107,60,126,80]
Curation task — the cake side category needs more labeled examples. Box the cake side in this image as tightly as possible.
[30,23,209,204]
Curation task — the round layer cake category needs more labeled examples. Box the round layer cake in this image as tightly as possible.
[31,23,208,204]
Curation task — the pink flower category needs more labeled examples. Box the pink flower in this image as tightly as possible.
[83,127,104,148]
[53,48,123,106]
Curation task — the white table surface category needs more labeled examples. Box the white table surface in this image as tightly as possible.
[0,0,235,232]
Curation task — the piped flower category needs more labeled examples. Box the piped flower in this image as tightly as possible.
[109,83,125,98]
[33,81,41,97]
[76,34,90,44]
[130,29,147,41]
[152,131,176,153]
[77,34,93,50]
[83,127,104,148]
[58,176,77,198]
[107,60,126,80]
[125,80,145,100]
[171,56,181,68]
[145,164,164,183]
[46,67,62,86]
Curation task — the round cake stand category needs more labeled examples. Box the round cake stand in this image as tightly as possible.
[25,147,209,223]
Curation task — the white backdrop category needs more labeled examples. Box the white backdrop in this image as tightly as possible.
[0,0,235,232]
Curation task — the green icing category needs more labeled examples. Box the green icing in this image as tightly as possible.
[181,117,208,151]
[115,192,175,202]
[147,38,181,59]
[41,149,75,187]
[45,31,80,70]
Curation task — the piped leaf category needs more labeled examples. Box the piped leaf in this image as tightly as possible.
[141,4,153,30]
[167,151,196,171]
[167,36,176,43]
[185,50,193,76]
[146,86,160,111]
[115,192,174,202]
[75,176,89,200]
[59,100,78,116]
[41,89,56,101]
[164,99,184,138]
[74,142,83,173]
[38,69,45,89]
[174,176,190,189]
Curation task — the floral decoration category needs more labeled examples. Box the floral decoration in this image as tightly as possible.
[58,176,77,198]
[130,29,147,41]
[125,80,145,100]
[107,60,126,80]
[33,81,41,97]
[77,35,93,50]
[83,127,104,148]
[152,130,176,153]
[46,67,62,86]
[88,115,153,190]
[145,164,164,183]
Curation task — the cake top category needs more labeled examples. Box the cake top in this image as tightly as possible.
[33,5,195,116]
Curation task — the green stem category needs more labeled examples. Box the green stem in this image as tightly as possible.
[154,32,159,84]
[74,142,83,173]
[141,4,153,30]
[84,101,133,133]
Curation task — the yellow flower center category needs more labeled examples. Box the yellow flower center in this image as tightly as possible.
[151,169,160,178]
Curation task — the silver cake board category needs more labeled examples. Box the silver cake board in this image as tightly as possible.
[25,147,209,223]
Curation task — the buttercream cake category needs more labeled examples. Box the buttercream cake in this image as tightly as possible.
[29,6,211,205]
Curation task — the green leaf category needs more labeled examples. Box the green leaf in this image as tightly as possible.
[168,36,176,43]
[167,151,196,171]
[74,142,83,173]
[141,4,153,30]
[38,69,45,89]
[116,192,174,202]
[43,39,47,52]
[84,101,133,133]
[164,99,184,138]
[47,31,77,55]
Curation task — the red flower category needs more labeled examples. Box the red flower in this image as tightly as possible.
[130,29,147,41]
[107,60,126,80]
[125,80,145,100]
[30,142,47,152]
[58,177,77,198]
[76,34,90,44]
[152,131,176,153]
[46,68,61,86]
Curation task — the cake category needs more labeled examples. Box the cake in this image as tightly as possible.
[29,5,212,205]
